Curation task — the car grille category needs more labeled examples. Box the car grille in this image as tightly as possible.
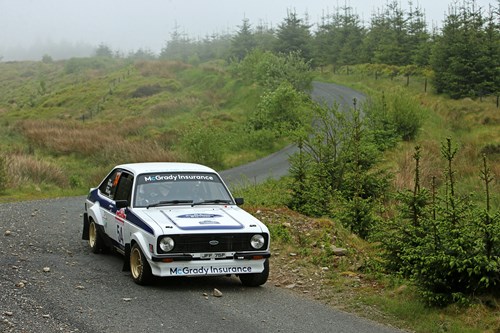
[158,233,268,254]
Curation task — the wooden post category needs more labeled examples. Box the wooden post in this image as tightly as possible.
[424,78,427,93]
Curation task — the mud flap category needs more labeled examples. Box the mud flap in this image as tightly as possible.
[82,213,90,240]
[122,243,131,271]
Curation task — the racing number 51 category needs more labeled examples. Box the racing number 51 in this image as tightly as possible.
[117,225,124,245]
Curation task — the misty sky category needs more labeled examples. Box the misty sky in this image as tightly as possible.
[0,0,495,60]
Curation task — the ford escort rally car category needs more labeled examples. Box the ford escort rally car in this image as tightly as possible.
[82,162,270,286]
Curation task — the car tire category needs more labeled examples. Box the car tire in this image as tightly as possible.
[239,259,269,287]
[130,243,153,285]
[88,220,104,254]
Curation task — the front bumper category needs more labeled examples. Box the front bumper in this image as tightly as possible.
[149,257,268,277]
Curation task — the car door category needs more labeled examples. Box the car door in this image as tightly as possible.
[111,172,133,248]
[97,169,121,240]
[97,169,133,248]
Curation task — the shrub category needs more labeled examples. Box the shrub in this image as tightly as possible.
[233,49,313,93]
[178,121,227,170]
[365,89,423,145]
[249,82,311,136]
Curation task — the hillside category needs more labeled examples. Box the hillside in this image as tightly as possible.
[0,58,280,200]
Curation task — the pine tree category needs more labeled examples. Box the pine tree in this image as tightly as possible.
[314,5,365,68]
[230,18,256,61]
[160,24,193,61]
[274,10,313,62]
[431,0,498,98]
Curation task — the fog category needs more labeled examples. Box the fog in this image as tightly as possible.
[0,0,495,61]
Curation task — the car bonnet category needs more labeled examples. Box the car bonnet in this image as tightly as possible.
[138,206,260,232]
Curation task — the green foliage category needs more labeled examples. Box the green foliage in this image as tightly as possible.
[288,150,332,217]
[336,195,379,239]
[274,11,313,62]
[230,18,257,61]
[314,6,366,67]
[268,223,293,243]
[364,89,423,144]
[380,142,500,306]
[160,26,232,63]
[69,174,83,188]
[362,1,431,66]
[249,81,311,136]
[288,102,348,216]
[288,100,389,238]
[231,178,291,208]
[233,49,313,92]
[431,1,500,98]
[178,120,227,170]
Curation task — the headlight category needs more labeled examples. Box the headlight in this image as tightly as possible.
[159,237,175,252]
[250,234,265,250]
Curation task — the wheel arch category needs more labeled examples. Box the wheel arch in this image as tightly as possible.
[86,201,105,227]
[123,235,149,272]
[129,232,152,261]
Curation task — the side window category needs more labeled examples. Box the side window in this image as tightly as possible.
[99,170,121,199]
[114,173,134,203]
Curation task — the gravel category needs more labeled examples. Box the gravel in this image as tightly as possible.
[1,196,404,333]
[1,196,90,332]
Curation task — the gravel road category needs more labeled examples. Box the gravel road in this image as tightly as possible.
[1,197,402,333]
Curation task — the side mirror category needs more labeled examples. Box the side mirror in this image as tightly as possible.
[234,197,244,206]
[115,200,129,209]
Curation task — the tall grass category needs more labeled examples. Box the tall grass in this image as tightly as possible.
[327,70,500,197]
[6,154,68,188]
[17,119,177,167]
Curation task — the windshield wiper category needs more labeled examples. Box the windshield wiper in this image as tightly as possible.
[146,200,193,209]
[191,199,232,206]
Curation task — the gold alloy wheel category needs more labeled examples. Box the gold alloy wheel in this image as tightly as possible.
[130,246,143,279]
[88,222,97,248]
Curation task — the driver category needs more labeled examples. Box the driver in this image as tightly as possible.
[136,183,171,206]
[151,183,171,201]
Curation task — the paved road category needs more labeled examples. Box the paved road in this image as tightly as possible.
[0,83,404,333]
[220,81,365,187]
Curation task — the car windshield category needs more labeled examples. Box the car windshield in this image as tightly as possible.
[133,172,233,208]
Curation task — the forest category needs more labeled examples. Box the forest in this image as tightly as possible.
[87,0,500,100]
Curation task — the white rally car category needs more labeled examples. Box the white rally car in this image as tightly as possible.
[82,162,270,286]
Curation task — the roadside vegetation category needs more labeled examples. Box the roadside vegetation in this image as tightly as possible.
[1,0,499,332]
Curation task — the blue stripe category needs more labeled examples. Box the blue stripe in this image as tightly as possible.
[126,210,154,235]
[88,189,155,236]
